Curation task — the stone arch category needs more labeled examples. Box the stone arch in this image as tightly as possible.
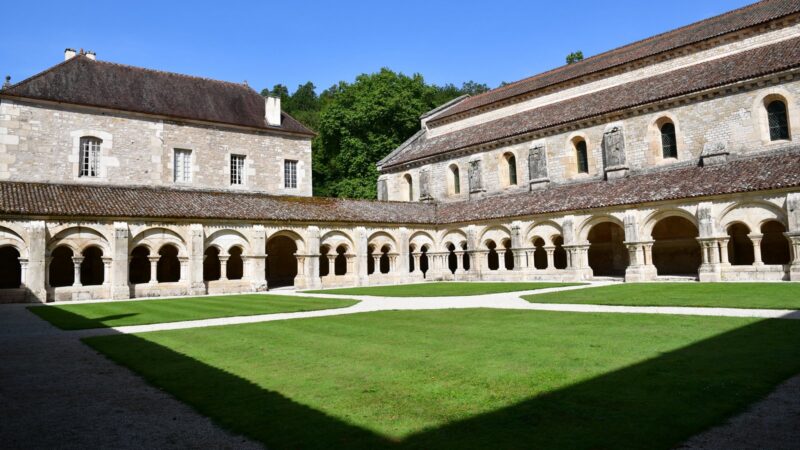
[647,113,683,164]
[48,226,111,256]
[321,230,355,253]
[440,228,467,252]
[586,220,628,277]
[479,225,512,249]
[129,246,150,284]
[156,244,181,283]
[0,245,22,289]
[650,216,701,276]
[266,230,303,287]
[553,236,568,269]
[367,231,396,254]
[203,246,221,281]
[131,227,188,257]
[419,243,430,276]
[379,244,391,274]
[320,244,332,276]
[578,215,624,242]
[485,240,500,271]
[0,225,28,258]
[532,237,547,269]
[642,208,698,240]
[760,220,791,265]
[446,242,458,274]
[334,244,349,276]
[225,244,246,280]
[499,151,518,187]
[719,201,786,234]
[447,164,461,196]
[501,238,514,270]
[409,231,435,252]
[80,245,105,286]
[526,220,562,246]
[49,245,75,287]
[727,222,754,266]
[403,173,413,201]
[205,229,251,255]
[566,132,592,177]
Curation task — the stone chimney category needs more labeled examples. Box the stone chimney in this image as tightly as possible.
[64,48,76,61]
[265,95,281,126]
[86,51,96,61]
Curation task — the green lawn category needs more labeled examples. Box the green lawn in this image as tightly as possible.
[86,309,800,449]
[523,282,800,309]
[29,294,358,330]
[307,281,582,297]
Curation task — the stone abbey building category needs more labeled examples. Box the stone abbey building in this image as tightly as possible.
[2,0,800,303]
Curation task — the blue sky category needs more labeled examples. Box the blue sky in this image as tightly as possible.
[2,1,752,93]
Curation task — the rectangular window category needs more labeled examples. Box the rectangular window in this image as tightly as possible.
[173,149,192,183]
[230,154,245,185]
[284,160,298,189]
[79,137,101,177]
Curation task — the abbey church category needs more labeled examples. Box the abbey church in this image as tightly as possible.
[1,0,800,303]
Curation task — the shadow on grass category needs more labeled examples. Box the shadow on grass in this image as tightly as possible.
[27,307,139,330]
[81,312,800,450]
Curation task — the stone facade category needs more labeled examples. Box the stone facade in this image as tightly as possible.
[0,99,312,196]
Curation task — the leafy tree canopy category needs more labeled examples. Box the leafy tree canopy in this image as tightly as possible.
[262,71,493,199]
[566,51,584,64]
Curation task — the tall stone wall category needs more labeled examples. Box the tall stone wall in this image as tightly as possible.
[0,99,312,196]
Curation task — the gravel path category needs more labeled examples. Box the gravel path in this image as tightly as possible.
[0,304,262,450]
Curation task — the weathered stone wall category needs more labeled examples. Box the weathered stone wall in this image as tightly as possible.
[0,99,312,196]
[382,81,800,202]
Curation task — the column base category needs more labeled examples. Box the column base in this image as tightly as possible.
[698,264,722,282]
[789,264,800,281]
[251,280,269,292]
[190,282,207,295]
[112,286,131,300]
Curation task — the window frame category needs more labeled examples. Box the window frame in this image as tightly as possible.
[506,154,517,186]
[766,99,790,141]
[284,159,298,189]
[575,140,589,174]
[173,148,192,184]
[230,154,246,186]
[659,122,678,159]
[78,136,101,178]
[451,165,460,195]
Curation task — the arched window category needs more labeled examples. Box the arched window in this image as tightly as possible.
[575,140,588,174]
[227,246,244,280]
[379,245,391,274]
[129,246,150,284]
[450,165,460,195]
[334,245,348,275]
[660,122,677,158]
[727,223,754,266]
[203,247,221,281]
[404,174,413,201]
[761,221,790,265]
[80,246,104,286]
[767,100,789,141]
[486,241,499,271]
[504,153,517,186]
[157,244,180,283]
[0,247,22,289]
[49,246,74,287]
[79,137,101,177]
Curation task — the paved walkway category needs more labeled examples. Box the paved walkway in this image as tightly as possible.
[0,304,262,449]
[68,282,800,337]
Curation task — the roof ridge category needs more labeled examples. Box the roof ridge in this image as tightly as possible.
[92,58,257,92]
[431,0,799,123]
[1,53,84,92]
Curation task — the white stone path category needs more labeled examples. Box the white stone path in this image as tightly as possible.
[76,282,800,337]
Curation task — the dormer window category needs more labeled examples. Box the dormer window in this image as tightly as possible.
[79,137,101,177]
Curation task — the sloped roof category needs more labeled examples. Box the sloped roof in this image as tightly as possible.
[431,0,800,124]
[0,54,314,136]
[381,35,800,169]
[1,150,798,225]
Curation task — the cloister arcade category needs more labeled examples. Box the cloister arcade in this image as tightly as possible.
[0,195,798,303]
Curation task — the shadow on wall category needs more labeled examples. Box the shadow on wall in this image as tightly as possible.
[75,313,800,450]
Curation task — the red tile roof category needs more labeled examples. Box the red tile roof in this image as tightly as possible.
[1,150,798,225]
[431,0,800,124]
[0,54,314,136]
[381,36,800,170]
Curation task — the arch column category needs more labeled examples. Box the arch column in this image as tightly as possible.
[544,246,556,271]
[305,226,322,289]
[148,256,159,284]
[26,220,47,302]
[102,257,112,286]
[18,258,28,288]
[179,257,189,282]
[71,256,84,287]
[294,254,307,288]
[411,252,421,275]
[111,222,130,299]
[189,224,206,295]
[454,250,465,275]
[346,254,356,275]
[250,225,268,291]
[749,233,764,266]
[328,254,337,276]
[786,232,800,280]
[218,255,229,280]
[719,238,730,265]
[371,255,380,275]
[697,237,722,282]
[389,253,398,273]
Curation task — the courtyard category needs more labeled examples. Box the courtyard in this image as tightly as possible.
[3,282,800,449]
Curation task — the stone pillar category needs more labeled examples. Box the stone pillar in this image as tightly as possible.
[412,252,421,274]
[26,220,47,302]
[111,222,130,299]
[346,254,356,275]
[719,238,730,265]
[544,246,555,271]
[250,225,268,291]
[697,238,722,282]
[294,255,307,289]
[102,257,112,286]
[355,227,369,286]
[371,255,380,275]
[749,234,763,265]
[72,256,84,287]
[18,258,28,287]
[398,227,410,277]
[786,232,800,281]
[455,250,465,274]
[305,226,322,289]
[179,257,189,282]
[218,255,229,280]
[389,254,398,272]
[148,256,159,284]
[189,224,206,294]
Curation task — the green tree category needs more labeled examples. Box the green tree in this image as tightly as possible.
[566,51,584,64]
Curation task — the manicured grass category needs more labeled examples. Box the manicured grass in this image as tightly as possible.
[523,282,800,309]
[307,281,582,297]
[86,309,800,449]
[29,294,358,330]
